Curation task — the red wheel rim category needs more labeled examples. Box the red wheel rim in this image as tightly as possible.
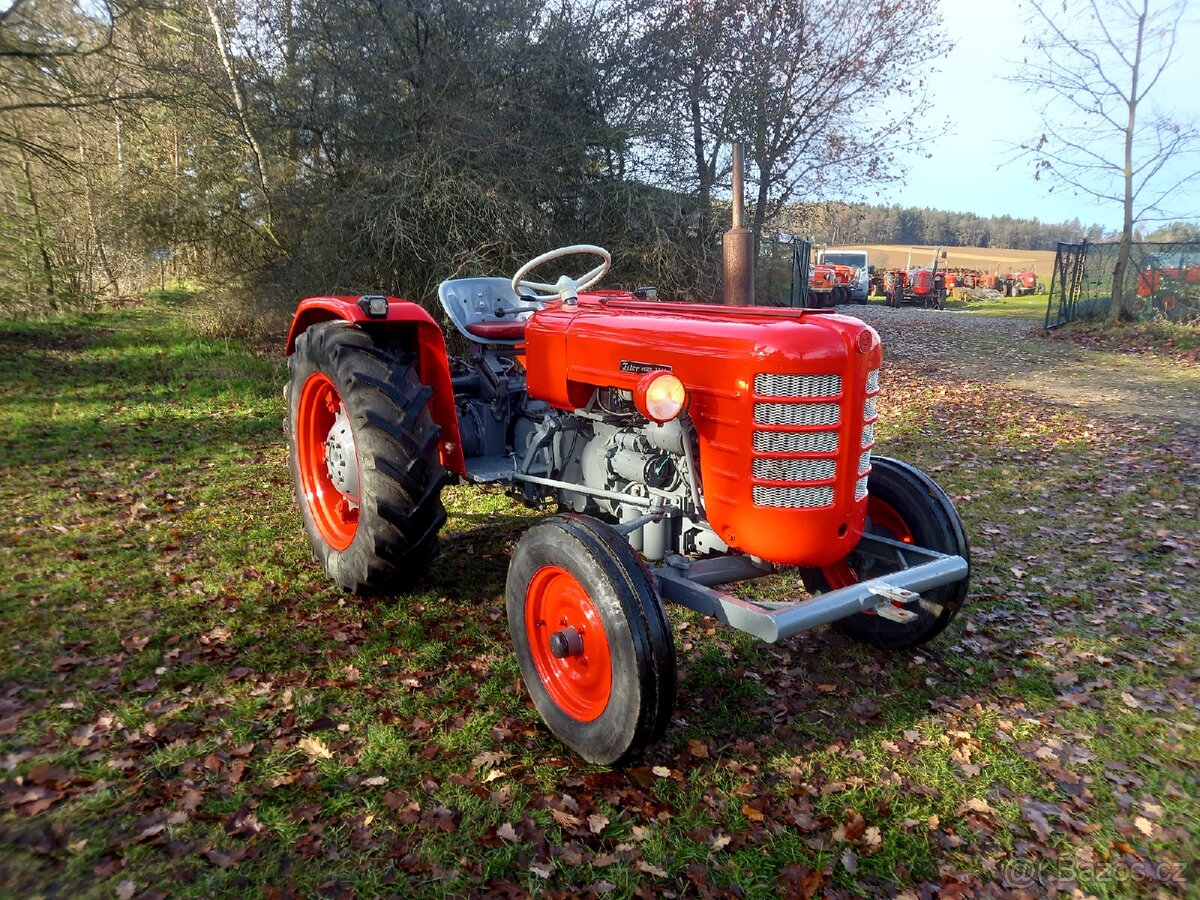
[822,497,914,590]
[296,373,359,551]
[1162,293,1178,311]
[525,565,612,722]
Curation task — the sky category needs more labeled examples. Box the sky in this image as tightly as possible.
[882,0,1200,229]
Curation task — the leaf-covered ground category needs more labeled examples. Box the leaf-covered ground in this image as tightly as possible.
[1,295,1197,899]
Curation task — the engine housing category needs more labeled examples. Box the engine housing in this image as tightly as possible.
[523,297,882,567]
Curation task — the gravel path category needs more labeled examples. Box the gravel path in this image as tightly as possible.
[833,303,1200,428]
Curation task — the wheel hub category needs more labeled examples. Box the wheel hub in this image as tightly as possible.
[324,404,360,505]
[549,626,584,659]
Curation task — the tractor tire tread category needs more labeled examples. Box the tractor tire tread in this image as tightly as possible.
[507,514,676,765]
[288,320,447,595]
[800,456,969,650]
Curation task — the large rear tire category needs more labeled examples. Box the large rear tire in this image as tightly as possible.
[506,514,675,765]
[800,457,969,649]
[287,321,447,594]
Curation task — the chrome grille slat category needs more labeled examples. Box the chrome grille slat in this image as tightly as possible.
[753,485,835,509]
[753,431,839,454]
[860,423,875,448]
[752,458,837,482]
[863,396,877,420]
[855,476,869,501]
[866,369,880,393]
[755,373,842,398]
[755,402,840,427]
[858,450,872,475]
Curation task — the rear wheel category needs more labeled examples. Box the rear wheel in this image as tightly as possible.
[507,514,675,765]
[800,457,969,649]
[287,321,447,593]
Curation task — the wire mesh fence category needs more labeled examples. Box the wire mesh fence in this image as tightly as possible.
[1047,240,1200,327]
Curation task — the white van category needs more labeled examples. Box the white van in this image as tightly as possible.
[817,248,870,303]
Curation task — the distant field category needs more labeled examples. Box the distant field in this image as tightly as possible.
[835,244,1059,275]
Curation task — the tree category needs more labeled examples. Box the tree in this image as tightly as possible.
[631,0,944,245]
[1013,0,1199,320]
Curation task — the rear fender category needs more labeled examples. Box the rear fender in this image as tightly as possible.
[286,296,466,476]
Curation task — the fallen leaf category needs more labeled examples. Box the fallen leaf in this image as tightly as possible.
[296,736,333,761]
[549,807,582,828]
[841,847,858,875]
[742,803,765,822]
[638,860,669,877]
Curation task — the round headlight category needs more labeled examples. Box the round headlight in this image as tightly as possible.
[634,371,687,423]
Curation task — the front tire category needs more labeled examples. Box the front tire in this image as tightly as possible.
[801,457,969,649]
[287,321,447,594]
[507,515,675,765]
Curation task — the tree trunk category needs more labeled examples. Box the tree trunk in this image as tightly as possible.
[1111,0,1147,322]
[15,131,56,307]
[77,118,119,295]
[689,73,712,240]
[203,0,280,246]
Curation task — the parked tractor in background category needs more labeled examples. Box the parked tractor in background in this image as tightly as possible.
[1135,259,1200,321]
[1011,271,1042,296]
[882,248,947,309]
[283,157,970,766]
[807,263,837,308]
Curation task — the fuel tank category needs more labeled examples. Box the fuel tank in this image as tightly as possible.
[524,295,883,567]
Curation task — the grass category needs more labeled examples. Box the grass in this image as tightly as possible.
[0,292,1197,897]
[946,292,1051,319]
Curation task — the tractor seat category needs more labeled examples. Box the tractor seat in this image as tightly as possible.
[465,320,527,341]
[438,276,539,346]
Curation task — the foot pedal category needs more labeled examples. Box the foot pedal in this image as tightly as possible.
[868,583,920,623]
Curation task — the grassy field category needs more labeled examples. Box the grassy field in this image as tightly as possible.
[1,291,1197,898]
[946,293,1051,320]
[838,244,1059,276]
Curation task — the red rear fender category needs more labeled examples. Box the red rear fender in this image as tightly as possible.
[286,297,465,476]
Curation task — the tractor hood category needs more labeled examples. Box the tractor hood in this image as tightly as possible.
[524,294,883,566]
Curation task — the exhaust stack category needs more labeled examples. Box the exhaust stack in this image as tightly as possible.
[722,143,754,306]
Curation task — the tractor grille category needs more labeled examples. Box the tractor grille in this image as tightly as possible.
[858,450,872,475]
[754,373,842,398]
[752,486,835,508]
[753,431,839,454]
[752,458,837,482]
[751,372,842,509]
[857,368,880,503]
[754,402,840,427]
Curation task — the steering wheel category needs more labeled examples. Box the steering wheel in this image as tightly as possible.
[511,244,611,302]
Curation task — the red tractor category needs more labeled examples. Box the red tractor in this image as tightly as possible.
[807,263,836,308]
[1135,261,1200,321]
[284,244,971,764]
[1011,271,1042,296]
[884,267,946,309]
[826,263,857,305]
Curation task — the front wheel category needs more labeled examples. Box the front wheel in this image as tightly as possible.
[800,457,970,649]
[287,321,447,594]
[507,515,675,765]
